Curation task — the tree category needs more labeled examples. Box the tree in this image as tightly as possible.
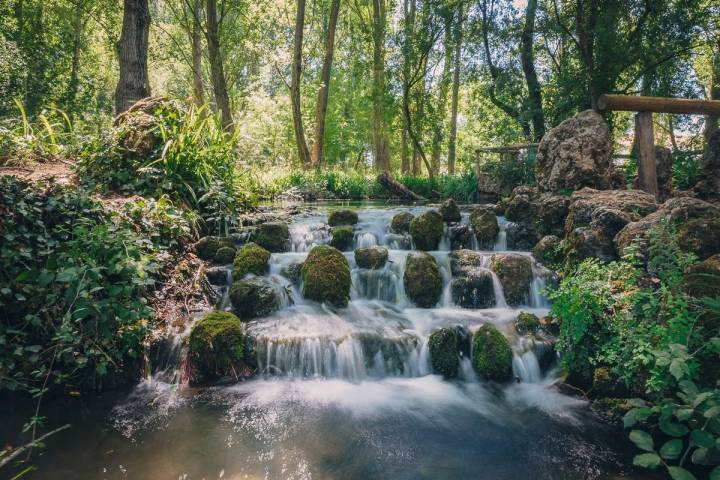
[115,0,151,115]
[205,0,232,127]
[291,0,311,168]
[447,0,463,174]
[371,0,390,172]
[520,0,544,141]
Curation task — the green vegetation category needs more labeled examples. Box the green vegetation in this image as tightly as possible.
[187,310,252,382]
[472,324,513,382]
[515,312,540,335]
[329,226,355,251]
[232,242,271,280]
[428,327,460,378]
[301,245,351,308]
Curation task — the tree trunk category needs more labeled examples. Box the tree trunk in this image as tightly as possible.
[115,0,151,115]
[704,39,720,144]
[447,0,463,175]
[310,0,341,169]
[400,0,415,175]
[291,0,311,168]
[205,0,232,128]
[371,0,390,172]
[190,0,205,106]
[520,0,544,141]
[430,9,454,177]
[377,172,426,201]
[65,1,85,118]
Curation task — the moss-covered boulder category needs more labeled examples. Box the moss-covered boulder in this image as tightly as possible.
[391,211,415,233]
[450,270,495,309]
[491,254,533,306]
[255,221,290,253]
[232,242,271,280]
[439,198,461,223]
[196,236,235,261]
[470,207,499,249]
[409,210,444,250]
[187,311,253,382]
[472,324,513,382]
[428,328,460,378]
[302,245,351,307]
[515,312,540,335]
[449,224,473,250]
[214,246,236,264]
[506,222,539,251]
[329,226,355,251]
[328,209,359,227]
[677,217,720,261]
[355,246,389,269]
[229,277,280,319]
[684,254,720,298]
[403,252,443,307]
[532,235,562,266]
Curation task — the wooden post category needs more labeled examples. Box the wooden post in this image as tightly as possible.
[635,111,658,197]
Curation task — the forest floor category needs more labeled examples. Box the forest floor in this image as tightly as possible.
[0,159,75,184]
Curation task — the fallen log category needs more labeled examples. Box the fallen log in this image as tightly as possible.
[376,172,426,202]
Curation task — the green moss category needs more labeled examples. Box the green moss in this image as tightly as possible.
[329,226,355,251]
[428,327,460,378]
[255,222,290,252]
[232,242,271,280]
[439,198,461,223]
[472,324,513,382]
[469,207,499,249]
[683,254,720,298]
[328,209,359,227]
[354,246,389,269]
[403,252,443,308]
[229,277,279,319]
[302,245,352,307]
[409,210,444,250]
[532,235,562,266]
[515,311,540,335]
[196,236,235,261]
[187,311,251,382]
[214,246,236,264]
[391,211,414,233]
[491,254,533,306]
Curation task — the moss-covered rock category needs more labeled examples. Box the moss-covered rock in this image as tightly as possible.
[515,312,540,335]
[283,260,304,285]
[302,245,351,307]
[403,252,443,308]
[532,235,562,266]
[329,226,355,251]
[449,224,473,249]
[328,209,359,227]
[684,254,720,298]
[410,210,444,250]
[450,270,495,308]
[491,254,533,306]
[470,207,499,249]
[439,198,461,223]
[472,324,513,382]
[214,246,236,264]
[428,328,460,378]
[677,217,720,260]
[187,311,253,382]
[255,222,290,253]
[232,242,271,281]
[196,236,235,261]
[505,222,539,251]
[355,246,389,269]
[229,277,280,319]
[391,211,415,233]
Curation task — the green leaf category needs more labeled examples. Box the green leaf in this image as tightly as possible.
[710,466,720,480]
[659,439,683,460]
[670,359,688,380]
[668,466,697,480]
[630,430,655,452]
[690,429,715,449]
[660,418,689,437]
[704,406,720,419]
[633,453,661,468]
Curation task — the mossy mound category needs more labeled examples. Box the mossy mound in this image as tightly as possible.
[302,245,351,307]
[677,217,720,260]
[403,252,443,308]
[214,246,236,264]
[515,312,540,335]
[255,222,290,253]
[329,226,355,251]
[355,246,389,269]
[470,207,499,249]
[472,324,513,382]
[391,211,415,233]
[532,235,562,266]
[439,198,461,223]
[187,311,252,382]
[196,236,235,261]
[428,327,460,378]
[229,277,279,319]
[232,242,271,281]
[683,254,720,298]
[409,210,444,250]
[491,254,533,306]
[450,271,495,309]
[328,209,359,227]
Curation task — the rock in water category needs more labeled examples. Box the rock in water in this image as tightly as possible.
[439,198,461,223]
[354,246,389,269]
[515,312,540,335]
[229,277,279,319]
[532,235,561,266]
[450,270,495,308]
[506,222,539,251]
[535,110,615,193]
[329,226,355,251]
[449,224,474,250]
[469,207,499,249]
[472,324,512,382]
[409,210,444,250]
[302,245,351,307]
[196,236,235,262]
[403,252,443,308]
[390,211,414,233]
[327,209,359,227]
[491,254,533,306]
[232,242,270,281]
[428,327,460,378]
[255,221,290,252]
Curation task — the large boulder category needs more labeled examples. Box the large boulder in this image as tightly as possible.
[354,246,388,269]
[506,222,539,251]
[532,235,562,266]
[536,194,570,237]
[302,245,351,307]
[503,187,537,224]
[469,207,499,249]
[684,254,720,298]
[329,226,355,251]
[472,324,513,382]
[187,311,254,382]
[694,130,720,202]
[255,222,290,252]
[328,209,359,227]
[428,327,460,378]
[449,249,485,276]
[232,242,270,280]
[229,277,279,319]
[409,210,444,250]
[536,110,616,193]
[403,252,443,308]
[567,227,616,262]
[515,312,540,335]
[491,254,533,306]
[439,198,461,223]
[449,224,474,250]
[450,270,495,309]
[390,211,414,233]
[196,236,235,262]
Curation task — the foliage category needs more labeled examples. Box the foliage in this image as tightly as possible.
[477,150,536,197]
[672,150,703,190]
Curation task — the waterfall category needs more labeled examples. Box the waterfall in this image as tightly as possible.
[512,337,543,383]
[494,217,509,251]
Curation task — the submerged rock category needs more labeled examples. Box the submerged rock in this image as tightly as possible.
[491,254,533,306]
[532,235,562,266]
[327,209,359,227]
[472,324,513,382]
[196,236,235,262]
[469,207,499,249]
[403,252,443,308]
[428,327,460,378]
[390,211,414,234]
[354,246,389,269]
[255,221,290,253]
[229,277,279,319]
[515,312,540,335]
[329,226,355,251]
[232,242,271,281]
[409,210,444,250]
[451,270,495,309]
[439,198,461,223]
[302,245,351,307]
[283,260,304,285]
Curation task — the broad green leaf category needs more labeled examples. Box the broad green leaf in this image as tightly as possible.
[630,430,654,452]
[633,453,661,468]
[659,439,683,460]
[704,406,720,419]
[660,418,689,437]
[670,359,687,380]
[710,466,720,480]
[668,466,697,480]
[690,429,715,449]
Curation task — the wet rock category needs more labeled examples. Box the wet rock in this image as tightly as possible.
[567,227,616,262]
[195,236,235,262]
[694,130,720,202]
[439,198,462,223]
[385,233,412,250]
[469,206,499,249]
[409,210,444,251]
[327,209,359,227]
[449,224,474,250]
[428,327,460,378]
[205,266,229,286]
[214,246,236,264]
[329,226,354,251]
[532,235,562,266]
[515,312,540,335]
[255,221,290,253]
[390,211,414,234]
[302,245,351,307]
[229,277,280,319]
[403,252,443,308]
[536,110,615,193]
[506,222,539,251]
[504,188,537,224]
[449,249,485,276]
[450,270,495,309]
[684,254,720,298]
[491,254,533,306]
[536,194,570,236]
[355,246,389,269]
[232,242,271,281]
[283,261,304,285]
[472,324,513,382]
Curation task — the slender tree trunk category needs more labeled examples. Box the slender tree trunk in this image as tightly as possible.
[400,0,415,175]
[205,0,232,128]
[704,40,720,144]
[65,1,84,118]
[371,0,390,172]
[311,0,341,169]
[520,0,545,141]
[430,10,454,177]
[291,0,311,168]
[447,0,463,175]
[115,0,151,115]
[190,0,205,106]
[667,115,678,150]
